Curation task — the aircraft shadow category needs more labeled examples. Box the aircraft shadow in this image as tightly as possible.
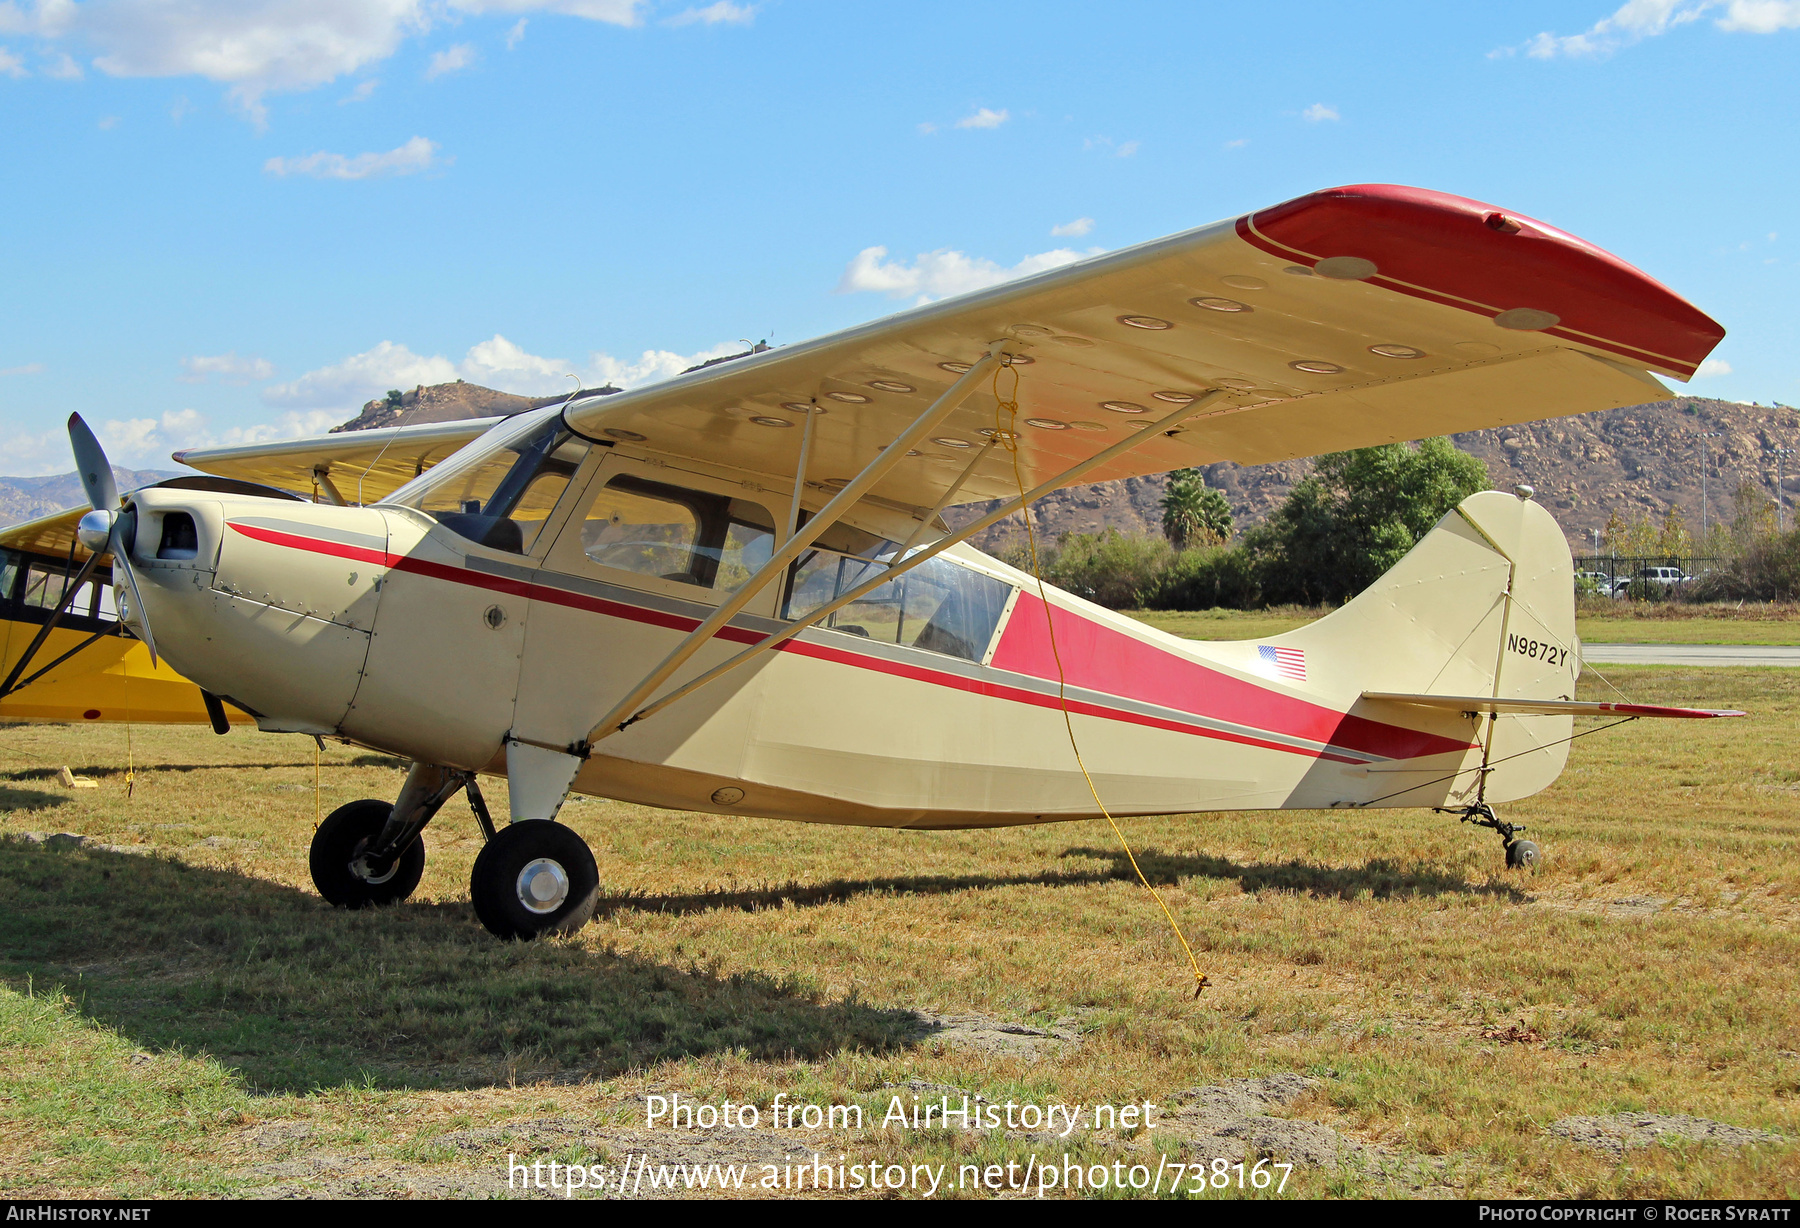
[0,784,70,812]
[0,838,924,1095]
[603,844,1526,918]
[7,762,346,779]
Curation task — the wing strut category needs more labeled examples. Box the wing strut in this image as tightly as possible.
[583,343,1011,746]
[604,387,1235,738]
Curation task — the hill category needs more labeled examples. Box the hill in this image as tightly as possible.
[953,396,1800,555]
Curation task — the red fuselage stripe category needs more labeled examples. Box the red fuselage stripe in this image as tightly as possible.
[226,521,1471,765]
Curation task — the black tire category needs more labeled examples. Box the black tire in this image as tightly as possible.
[1505,839,1541,871]
[309,798,426,908]
[470,821,599,940]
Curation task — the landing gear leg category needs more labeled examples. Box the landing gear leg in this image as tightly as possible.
[1442,803,1540,871]
[309,762,470,907]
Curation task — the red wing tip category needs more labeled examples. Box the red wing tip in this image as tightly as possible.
[1611,704,1746,719]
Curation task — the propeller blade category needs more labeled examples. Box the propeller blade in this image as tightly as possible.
[110,513,158,668]
[67,413,119,513]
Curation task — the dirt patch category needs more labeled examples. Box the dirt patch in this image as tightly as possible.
[1547,1114,1785,1155]
[904,1010,1080,1060]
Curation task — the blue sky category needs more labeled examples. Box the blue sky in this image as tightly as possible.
[2,0,1797,475]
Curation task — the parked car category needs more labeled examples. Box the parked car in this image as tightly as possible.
[1617,566,1693,598]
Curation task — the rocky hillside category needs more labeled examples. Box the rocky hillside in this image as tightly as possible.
[954,396,1800,554]
[0,467,183,526]
[329,379,617,432]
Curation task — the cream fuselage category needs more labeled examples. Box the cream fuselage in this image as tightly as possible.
[119,447,1550,830]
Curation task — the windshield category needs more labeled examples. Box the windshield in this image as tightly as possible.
[388,409,586,553]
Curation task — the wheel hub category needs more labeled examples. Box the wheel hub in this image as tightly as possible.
[349,839,400,885]
[516,858,570,914]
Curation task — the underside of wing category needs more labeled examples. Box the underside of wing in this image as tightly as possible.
[174,417,503,505]
[1362,692,1745,719]
[551,183,1723,512]
[0,506,92,560]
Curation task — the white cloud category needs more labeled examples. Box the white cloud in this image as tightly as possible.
[263,136,441,180]
[180,352,275,383]
[0,1,647,126]
[257,333,742,419]
[836,244,1101,303]
[1718,0,1800,30]
[1513,0,1799,57]
[1696,358,1733,377]
[424,42,476,79]
[43,49,80,78]
[0,45,27,77]
[169,92,192,120]
[505,17,527,46]
[1081,135,1138,156]
[1050,217,1093,238]
[96,113,118,128]
[339,78,377,103]
[1,362,46,376]
[917,121,937,134]
[1224,137,1249,149]
[955,106,1008,130]
[1302,102,1339,122]
[262,341,458,410]
[667,1,754,24]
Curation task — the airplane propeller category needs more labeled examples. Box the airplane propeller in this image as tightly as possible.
[68,412,158,666]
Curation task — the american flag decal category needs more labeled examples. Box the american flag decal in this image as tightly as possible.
[1259,644,1306,681]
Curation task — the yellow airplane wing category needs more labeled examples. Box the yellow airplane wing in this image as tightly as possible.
[539,183,1720,514]
[174,417,505,506]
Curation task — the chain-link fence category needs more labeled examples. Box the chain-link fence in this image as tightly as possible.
[1572,555,1727,600]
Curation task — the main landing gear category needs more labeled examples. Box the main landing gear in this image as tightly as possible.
[1441,803,1541,871]
[308,760,600,940]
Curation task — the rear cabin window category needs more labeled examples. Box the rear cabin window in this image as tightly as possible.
[578,475,775,591]
[784,525,1013,663]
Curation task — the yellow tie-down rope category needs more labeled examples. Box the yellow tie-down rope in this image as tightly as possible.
[991,361,1210,998]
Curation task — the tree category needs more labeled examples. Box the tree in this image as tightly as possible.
[1160,469,1233,548]
[385,389,405,407]
[1245,438,1489,606]
[1656,506,1691,557]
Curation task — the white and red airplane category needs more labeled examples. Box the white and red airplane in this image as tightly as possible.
[38,184,1739,940]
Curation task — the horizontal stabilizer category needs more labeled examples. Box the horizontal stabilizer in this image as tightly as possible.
[1362,692,1744,719]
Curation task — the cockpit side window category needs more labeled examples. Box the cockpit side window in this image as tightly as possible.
[578,474,775,590]
[406,420,581,554]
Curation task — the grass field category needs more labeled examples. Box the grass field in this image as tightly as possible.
[1127,604,1800,646]
[2,666,1797,1199]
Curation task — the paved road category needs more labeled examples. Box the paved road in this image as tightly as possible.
[1582,643,1800,667]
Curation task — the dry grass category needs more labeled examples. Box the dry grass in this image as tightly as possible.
[2,666,1797,1198]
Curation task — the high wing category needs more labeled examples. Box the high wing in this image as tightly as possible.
[0,506,92,561]
[1362,693,1745,719]
[534,183,1719,514]
[174,417,504,506]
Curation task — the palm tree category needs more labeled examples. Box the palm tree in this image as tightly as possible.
[1161,470,1233,548]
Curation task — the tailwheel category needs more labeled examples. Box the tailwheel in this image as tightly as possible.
[1442,803,1541,873]
[470,821,599,940]
[309,798,427,908]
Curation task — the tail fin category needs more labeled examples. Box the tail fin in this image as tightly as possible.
[1277,490,1578,805]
